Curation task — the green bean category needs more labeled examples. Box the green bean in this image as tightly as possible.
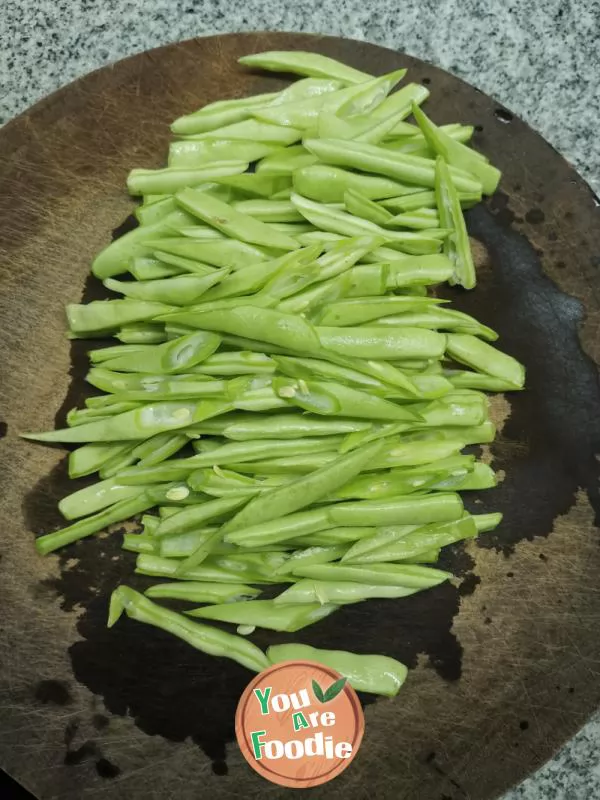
[171,93,280,135]
[187,468,262,497]
[67,403,139,426]
[385,210,441,230]
[316,296,444,326]
[191,351,275,376]
[444,369,523,392]
[254,69,406,129]
[152,495,248,537]
[238,51,372,84]
[294,527,377,546]
[135,197,179,227]
[104,270,229,306]
[433,156,476,288]
[344,188,394,226]
[153,251,217,275]
[412,104,501,195]
[473,512,503,532]
[117,323,168,344]
[290,193,445,255]
[164,305,321,354]
[187,599,337,632]
[317,325,446,360]
[274,377,420,421]
[68,441,134,478]
[91,210,194,279]
[176,188,299,251]
[431,461,496,491]
[273,544,348,575]
[403,421,495,446]
[169,139,279,168]
[273,355,391,391]
[256,145,317,175]
[291,561,451,588]
[370,82,430,126]
[372,307,497,340]
[145,237,272,270]
[145,581,261,603]
[337,524,421,562]
[232,199,304,222]
[58,478,149,520]
[24,401,200,444]
[293,164,417,203]
[446,334,525,388]
[214,172,292,198]
[191,413,371,440]
[382,190,481,213]
[99,442,141,478]
[35,492,157,555]
[267,643,407,696]
[98,331,221,375]
[274,580,419,605]
[135,553,265,582]
[328,492,463,527]
[223,440,384,535]
[186,118,303,145]
[158,527,222,558]
[67,299,176,336]
[304,138,482,193]
[343,516,478,563]
[132,432,189,468]
[127,161,248,196]
[122,533,158,554]
[109,586,269,672]
[224,508,331,548]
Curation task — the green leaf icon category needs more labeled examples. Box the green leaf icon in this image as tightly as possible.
[323,676,347,702]
[312,679,326,703]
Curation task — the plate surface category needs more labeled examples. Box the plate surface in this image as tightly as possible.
[1,31,600,800]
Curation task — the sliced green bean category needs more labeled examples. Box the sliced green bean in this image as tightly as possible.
[446,334,525,388]
[222,440,384,535]
[104,270,229,306]
[238,51,372,84]
[169,139,279,168]
[109,586,269,672]
[412,104,501,195]
[267,643,407,696]
[223,508,331,548]
[328,492,463,527]
[304,138,482,193]
[67,300,176,336]
[290,193,445,255]
[176,188,299,251]
[187,599,337,633]
[127,161,248,196]
[145,581,261,603]
[274,580,419,605]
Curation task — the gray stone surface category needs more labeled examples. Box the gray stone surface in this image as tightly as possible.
[1,1,599,797]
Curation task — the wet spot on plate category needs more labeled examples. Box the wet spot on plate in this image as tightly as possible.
[440,204,600,555]
[34,680,72,706]
[92,714,110,731]
[494,108,513,123]
[525,208,545,225]
[64,741,97,766]
[96,758,121,779]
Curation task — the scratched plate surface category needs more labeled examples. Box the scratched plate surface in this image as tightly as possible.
[0,32,599,800]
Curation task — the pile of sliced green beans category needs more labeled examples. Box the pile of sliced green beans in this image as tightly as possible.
[24,50,524,697]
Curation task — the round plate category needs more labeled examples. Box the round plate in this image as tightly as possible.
[1,32,599,800]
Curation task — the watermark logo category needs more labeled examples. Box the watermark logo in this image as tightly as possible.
[236,659,364,788]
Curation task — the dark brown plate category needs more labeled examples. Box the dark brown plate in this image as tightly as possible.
[1,32,599,800]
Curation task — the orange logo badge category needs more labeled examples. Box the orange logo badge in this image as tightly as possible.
[236,660,364,788]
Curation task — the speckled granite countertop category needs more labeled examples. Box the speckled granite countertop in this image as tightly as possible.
[1,1,599,797]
